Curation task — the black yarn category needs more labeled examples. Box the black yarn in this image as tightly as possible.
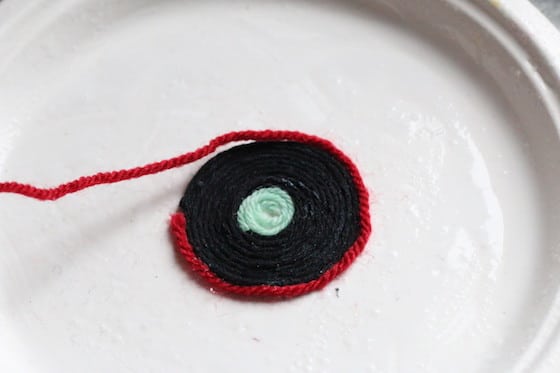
[179,141,361,287]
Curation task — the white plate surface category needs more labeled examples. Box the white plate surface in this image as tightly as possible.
[1,0,560,372]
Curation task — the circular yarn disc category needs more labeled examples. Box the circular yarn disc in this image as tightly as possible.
[176,135,371,297]
[0,129,369,298]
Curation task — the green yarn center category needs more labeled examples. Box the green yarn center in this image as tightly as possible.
[237,187,294,236]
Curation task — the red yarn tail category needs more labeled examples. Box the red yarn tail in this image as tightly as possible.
[0,130,337,201]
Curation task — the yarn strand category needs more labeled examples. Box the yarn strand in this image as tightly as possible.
[0,130,337,201]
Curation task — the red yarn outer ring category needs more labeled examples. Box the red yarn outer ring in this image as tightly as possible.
[170,130,371,298]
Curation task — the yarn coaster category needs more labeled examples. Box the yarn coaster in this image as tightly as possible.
[0,130,371,298]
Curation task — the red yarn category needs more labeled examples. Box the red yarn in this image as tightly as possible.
[0,130,371,297]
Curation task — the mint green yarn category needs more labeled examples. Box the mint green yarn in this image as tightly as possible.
[237,187,294,236]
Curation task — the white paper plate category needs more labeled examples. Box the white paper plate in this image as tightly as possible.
[1,0,560,372]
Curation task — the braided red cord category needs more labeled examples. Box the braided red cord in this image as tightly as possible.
[0,130,333,200]
[0,130,371,298]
